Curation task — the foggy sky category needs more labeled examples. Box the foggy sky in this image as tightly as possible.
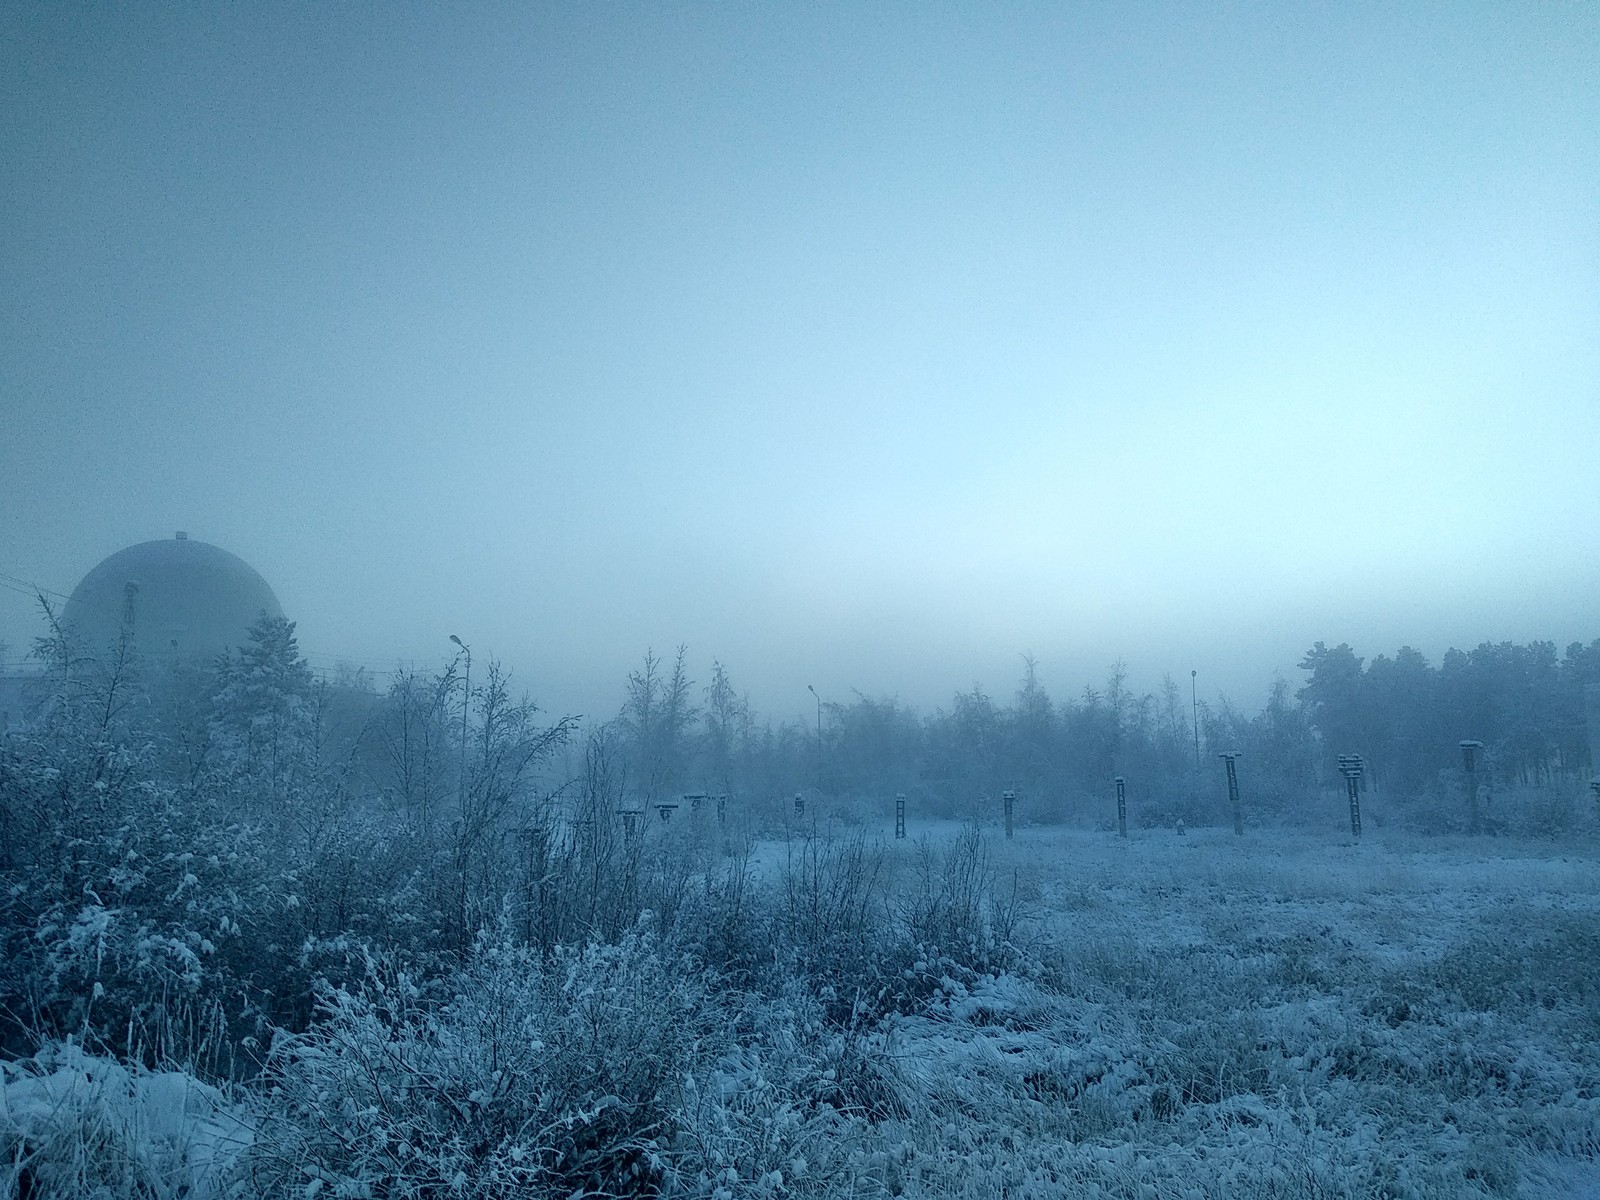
[3,3,1597,724]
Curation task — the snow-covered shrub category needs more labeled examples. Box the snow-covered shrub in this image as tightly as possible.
[1487,784,1596,841]
[253,927,716,1198]
[767,825,1042,1030]
[1394,768,1477,835]
[0,698,289,1067]
[771,832,895,1021]
[0,1042,253,1200]
[672,982,924,1199]
[900,824,991,961]
[660,849,771,992]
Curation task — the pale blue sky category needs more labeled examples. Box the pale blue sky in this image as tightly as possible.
[3,2,1597,719]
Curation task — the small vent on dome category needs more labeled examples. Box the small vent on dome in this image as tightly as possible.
[175,531,189,540]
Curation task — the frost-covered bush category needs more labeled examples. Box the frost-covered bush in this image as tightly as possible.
[0,704,289,1066]
[253,928,716,1198]
[1,618,301,1064]
[0,1042,253,1200]
[1485,784,1597,841]
[675,982,921,1199]
[767,825,1039,1028]
[251,926,927,1199]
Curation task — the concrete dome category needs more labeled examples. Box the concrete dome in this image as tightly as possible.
[63,534,284,662]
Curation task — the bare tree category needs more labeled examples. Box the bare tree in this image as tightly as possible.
[703,659,745,796]
[620,648,662,803]
[620,645,698,803]
[443,660,577,952]
[660,645,698,796]
[370,662,459,831]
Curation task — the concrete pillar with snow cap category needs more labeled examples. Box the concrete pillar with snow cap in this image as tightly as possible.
[1459,740,1484,834]
[1218,753,1243,835]
[1338,755,1365,838]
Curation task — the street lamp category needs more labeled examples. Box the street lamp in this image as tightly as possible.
[1190,670,1200,769]
[449,635,471,809]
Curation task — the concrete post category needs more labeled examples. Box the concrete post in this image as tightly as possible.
[1460,740,1484,834]
[1219,753,1243,835]
[1586,683,1600,780]
[1338,754,1364,838]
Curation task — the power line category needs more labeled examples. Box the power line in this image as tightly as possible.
[0,569,126,623]
[0,577,46,601]
[0,570,79,606]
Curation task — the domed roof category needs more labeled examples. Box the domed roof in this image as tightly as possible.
[63,533,284,662]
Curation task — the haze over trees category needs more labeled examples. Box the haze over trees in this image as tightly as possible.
[601,637,1598,834]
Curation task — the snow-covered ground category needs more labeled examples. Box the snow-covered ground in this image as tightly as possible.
[0,1043,253,1199]
[731,817,1600,1198]
[5,817,1597,1198]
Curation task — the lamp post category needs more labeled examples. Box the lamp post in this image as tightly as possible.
[1191,670,1200,769]
[449,635,471,810]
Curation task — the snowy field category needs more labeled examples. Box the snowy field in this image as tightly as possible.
[716,815,1600,1199]
[5,816,1599,1198]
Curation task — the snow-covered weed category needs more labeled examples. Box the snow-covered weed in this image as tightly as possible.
[0,1042,252,1200]
[253,927,712,1198]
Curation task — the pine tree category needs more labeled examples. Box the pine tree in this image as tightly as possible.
[209,613,317,820]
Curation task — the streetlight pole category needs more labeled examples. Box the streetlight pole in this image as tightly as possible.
[1190,669,1200,769]
[450,635,471,810]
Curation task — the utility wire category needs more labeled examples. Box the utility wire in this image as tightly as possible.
[0,568,125,623]
[0,570,79,606]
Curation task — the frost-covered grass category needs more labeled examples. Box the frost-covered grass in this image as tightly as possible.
[0,1043,253,1199]
[5,820,1597,1198]
[863,822,1600,1198]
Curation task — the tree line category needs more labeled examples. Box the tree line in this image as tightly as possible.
[610,638,1598,826]
[1295,639,1598,795]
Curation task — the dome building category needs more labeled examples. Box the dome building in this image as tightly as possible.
[62,532,284,662]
